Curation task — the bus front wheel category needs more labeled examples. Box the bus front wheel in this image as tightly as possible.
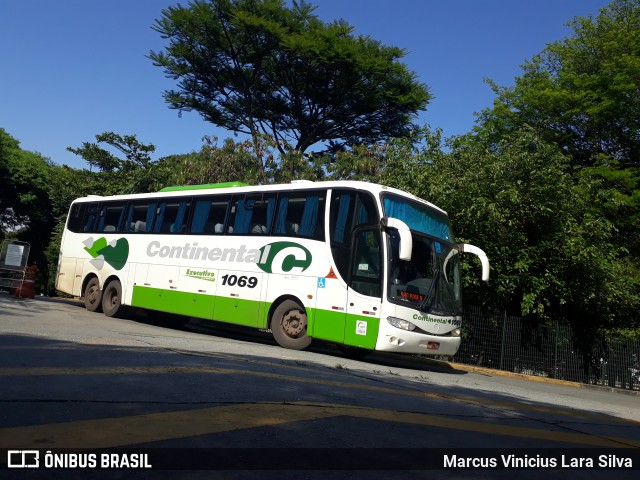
[102,279,125,318]
[83,277,102,313]
[270,300,312,350]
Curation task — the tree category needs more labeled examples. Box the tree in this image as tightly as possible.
[478,0,640,253]
[380,127,640,347]
[0,129,64,293]
[67,131,155,173]
[67,131,160,195]
[1,130,117,293]
[463,0,640,344]
[0,129,54,238]
[159,136,269,186]
[0,129,25,232]
[147,134,325,188]
[480,0,640,167]
[149,0,430,156]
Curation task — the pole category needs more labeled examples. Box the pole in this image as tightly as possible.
[499,311,507,371]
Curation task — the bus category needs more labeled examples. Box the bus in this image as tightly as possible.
[56,180,489,356]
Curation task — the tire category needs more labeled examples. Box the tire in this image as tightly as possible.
[83,277,102,313]
[270,299,312,350]
[101,279,125,318]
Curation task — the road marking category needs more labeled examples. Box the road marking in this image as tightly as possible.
[0,403,335,449]
[0,401,638,449]
[0,365,636,426]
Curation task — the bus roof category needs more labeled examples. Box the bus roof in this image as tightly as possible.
[159,181,249,192]
[71,180,448,215]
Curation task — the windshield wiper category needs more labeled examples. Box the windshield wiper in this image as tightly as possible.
[419,267,441,313]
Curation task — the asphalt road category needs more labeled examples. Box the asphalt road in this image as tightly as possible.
[0,292,638,479]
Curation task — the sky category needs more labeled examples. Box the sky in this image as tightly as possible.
[1,0,612,170]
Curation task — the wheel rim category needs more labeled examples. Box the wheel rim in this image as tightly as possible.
[281,309,306,338]
[87,285,99,306]
[106,288,118,309]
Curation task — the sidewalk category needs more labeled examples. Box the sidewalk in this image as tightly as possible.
[403,353,640,396]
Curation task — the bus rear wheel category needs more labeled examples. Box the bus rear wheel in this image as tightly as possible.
[83,277,102,313]
[102,279,125,318]
[270,299,312,350]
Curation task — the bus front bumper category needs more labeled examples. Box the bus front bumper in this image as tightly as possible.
[375,330,461,356]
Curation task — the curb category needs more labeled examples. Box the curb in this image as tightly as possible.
[395,353,640,395]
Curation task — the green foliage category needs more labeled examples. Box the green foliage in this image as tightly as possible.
[480,0,640,167]
[435,0,640,343]
[2,129,164,293]
[149,0,430,155]
[0,128,55,249]
[67,131,162,196]
[379,127,640,346]
[162,136,268,186]
[149,134,325,188]
[478,0,640,256]
[326,143,387,182]
[67,131,155,173]
[269,149,325,183]
[1,129,70,292]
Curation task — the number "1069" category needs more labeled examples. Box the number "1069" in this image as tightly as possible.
[221,274,258,288]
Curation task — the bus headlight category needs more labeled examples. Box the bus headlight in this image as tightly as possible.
[452,328,461,337]
[387,316,416,332]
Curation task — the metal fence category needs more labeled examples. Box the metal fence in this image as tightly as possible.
[449,306,640,392]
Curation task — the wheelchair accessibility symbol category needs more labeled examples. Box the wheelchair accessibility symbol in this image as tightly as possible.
[317,277,326,288]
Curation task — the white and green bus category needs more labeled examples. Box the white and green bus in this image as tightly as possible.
[56,180,489,356]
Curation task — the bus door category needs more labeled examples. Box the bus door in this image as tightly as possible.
[344,228,383,349]
[57,257,84,296]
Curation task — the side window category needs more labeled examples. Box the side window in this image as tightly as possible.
[330,190,379,245]
[97,203,126,233]
[329,191,355,279]
[273,192,325,240]
[228,194,276,235]
[349,228,382,297]
[329,191,356,244]
[67,203,88,233]
[124,201,157,233]
[353,192,379,230]
[154,199,191,234]
[190,196,230,234]
[82,203,100,233]
[329,190,378,280]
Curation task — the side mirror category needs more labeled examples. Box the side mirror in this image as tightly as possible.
[381,217,412,261]
[459,244,490,281]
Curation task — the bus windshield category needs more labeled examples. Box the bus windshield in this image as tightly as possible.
[387,231,462,316]
[382,194,454,242]
[383,194,461,316]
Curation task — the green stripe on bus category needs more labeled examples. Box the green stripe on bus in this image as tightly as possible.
[131,285,216,319]
[309,309,379,349]
[132,286,378,349]
[212,296,264,327]
[344,315,379,349]
[159,182,249,192]
[309,309,346,343]
[131,286,264,327]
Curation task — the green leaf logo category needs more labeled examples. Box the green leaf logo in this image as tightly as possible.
[83,237,129,271]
